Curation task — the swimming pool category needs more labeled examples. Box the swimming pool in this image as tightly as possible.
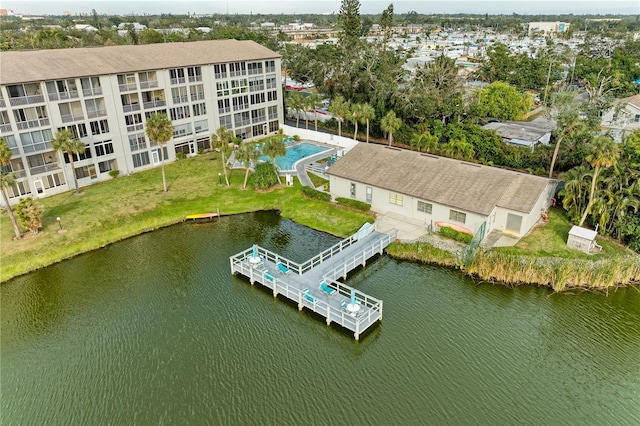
[260,142,330,171]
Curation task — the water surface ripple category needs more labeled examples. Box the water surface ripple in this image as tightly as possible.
[2,212,639,425]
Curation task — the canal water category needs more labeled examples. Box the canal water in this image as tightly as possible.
[2,212,639,425]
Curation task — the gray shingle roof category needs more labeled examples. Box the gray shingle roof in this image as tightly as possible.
[327,143,552,215]
[1,40,280,85]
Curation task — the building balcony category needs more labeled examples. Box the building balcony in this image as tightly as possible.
[139,80,159,89]
[170,77,186,85]
[118,83,137,92]
[122,103,141,113]
[22,142,52,154]
[61,113,85,123]
[0,99,5,108]
[218,107,231,114]
[188,75,203,83]
[16,118,50,130]
[127,124,144,132]
[0,123,12,133]
[230,71,246,78]
[215,73,228,79]
[11,169,27,179]
[82,87,103,97]
[87,109,107,119]
[190,93,205,101]
[143,100,166,109]
[48,90,79,101]
[9,95,45,107]
[172,96,189,104]
[29,162,60,176]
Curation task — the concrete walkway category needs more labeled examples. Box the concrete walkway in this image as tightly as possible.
[292,148,335,188]
[375,212,430,241]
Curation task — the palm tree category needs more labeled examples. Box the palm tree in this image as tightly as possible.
[51,129,86,194]
[328,96,349,137]
[410,131,439,153]
[302,96,313,129]
[380,110,402,146]
[360,103,375,143]
[145,112,174,192]
[211,126,234,187]
[347,103,363,140]
[579,135,619,227]
[237,143,260,189]
[444,139,474,160]
[560,165,592,224]
[262,137,286,185]
[0,137,22,239]
[308,93,323,132]
[547,92,590,178]
[287,91,304,127]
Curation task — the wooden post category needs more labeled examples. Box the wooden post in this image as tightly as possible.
[298,290,303,311]
[249,265,254,285]
[273,278,278,297]
[326,305,331,325]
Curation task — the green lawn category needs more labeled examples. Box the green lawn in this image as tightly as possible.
[0,153,373,282]
[496,208,634,259]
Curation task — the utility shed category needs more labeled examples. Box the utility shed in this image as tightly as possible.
[567,226,598,253]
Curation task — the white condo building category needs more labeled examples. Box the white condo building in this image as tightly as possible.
[0,40,284,205]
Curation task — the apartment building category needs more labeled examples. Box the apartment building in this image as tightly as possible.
[0,40,283,206]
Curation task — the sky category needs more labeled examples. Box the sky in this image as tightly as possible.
[3,0,640,16]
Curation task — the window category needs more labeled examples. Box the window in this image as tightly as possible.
[248,61,263,75]
[252,124,265,137]
[7,180,31,198]
[268,105,278,120]
[635,114,640,123]
[268,120,279,133]
[57,123,87,139]
[214,63,227,79]
[265,60,276,73]
[129,133,147,152]
[63,145,91,163]
[389,192,403,206]
[366,186,372,203]
[449,209,466,224]
[190,84,205,101]
[94,140,114,157]
[267,90,278,102]
[216,81,230,97]
[194,119,208,134]
[219,115,232,129]
[229,62,246,77]
[75,164,97,180]
[173,123,192,138]
[138,71,158,89]
[98,159,116,173]
[266,76,277,89]
[233,111,250,127]
[42,172,65,189]
[19,129,53,153]
[249,77,265,93]
[80,77,102,96]
[251,108,266,123]
[250,93,265,105]
[231,79,248,94]
[117,73,137,91]
[90,119,110,135]
[187,66,202,82]
[171,87,188,104]
[417,201,432,214]
[192,103,207,116]
[132,152,150,168]
[350,183,356,197]
[125,113,143,132]
[169,68,185,84]
[169,106,190,121]
[218,99,230,114]
[232,95,249,111]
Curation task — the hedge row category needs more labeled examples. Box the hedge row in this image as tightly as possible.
[335,197,371,212]
[301,186,332,201]
[440,226,473,244]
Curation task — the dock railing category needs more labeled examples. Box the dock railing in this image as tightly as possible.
[323,229,398,282]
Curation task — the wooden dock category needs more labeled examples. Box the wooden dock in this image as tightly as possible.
[229,224,398,340]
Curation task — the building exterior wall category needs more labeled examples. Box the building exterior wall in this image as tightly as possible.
[567,234,593,253]
[492,181,557,237]
[0,44,283,206]
[329,175,489,235]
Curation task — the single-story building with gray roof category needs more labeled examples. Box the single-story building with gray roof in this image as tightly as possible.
[326,143,557,239]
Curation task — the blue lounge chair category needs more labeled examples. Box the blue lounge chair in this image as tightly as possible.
[320,280,336,295]
[276,261,290,274]
[263,268,276,283]
[304,293,316,303]
[341,300,348,311]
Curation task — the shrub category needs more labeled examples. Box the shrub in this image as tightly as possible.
[15,197,43,234]
[250,162,278,189]
[108,169,120,178]
[176,152,186,160]
[440,226,473,244]
[301,186,331,201]
[335,197,371,211]
[293,135,300,141]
